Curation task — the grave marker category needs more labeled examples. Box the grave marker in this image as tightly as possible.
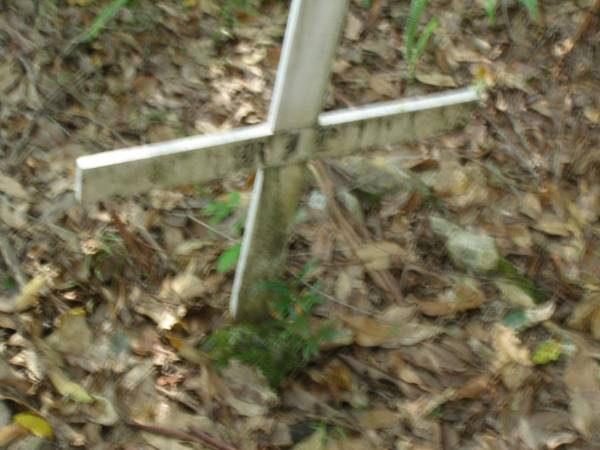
[75,0,479,321]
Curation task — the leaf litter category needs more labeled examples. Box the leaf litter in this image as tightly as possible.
[1,0,600,448]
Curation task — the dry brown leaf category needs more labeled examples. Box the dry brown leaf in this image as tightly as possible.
[532,214,572,237]
[403,342,468,374]
[563,351,600,438]
[0,198,28,230]
[355,241,416,271]
[45,308,92,357]
[518,412,577,450]
[358,408,399,429]
[567,293,600,333]
[368,74,397,98]
[0,174,28,199]
[418,278,486,317]
[520,192,543,220]
[130,286,186,330]
[221,361,278,417]
[0,423,28,447]
[344,12,363,41]
[454,375,490,400]
[381,304,417,324]
[343,316,443,348]
[584,105,600,124]
[493,324,532,368]
[0,274,48,313]
[415,71,457,87]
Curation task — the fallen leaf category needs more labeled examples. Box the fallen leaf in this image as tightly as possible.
[493,324,532,368]
[416,71,457,87]
[368,74,397,98]
[568,293,600,333]
[518,412,577,450]
[13,413,53,438]
[0,174,28,199]
[519,192,543,219]
[419,278,486,316]
[0,198,28,230]
[563,352,600,439]
[48,368,95,403]
[45,308,92,357]
[130,286,186,330]
[0,274,48,313]
[584,105,600,124]
[221,361,278,417]
[344,12,363,41]
[344,316,443,348]
[494,279,536,309]
[357,408,400,429]
[0,422,28,447]
[447,230,499,273]
[504,302,556,331]
[532,339,561,365]
[532,214,572,237]
[355,241,416,271]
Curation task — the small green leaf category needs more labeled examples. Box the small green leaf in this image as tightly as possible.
[202,192,241,224]
[13,413,53,438]
[485,0,497,24]
[532,339,561,365]
[217,243,241,273]
[3,276,16,292]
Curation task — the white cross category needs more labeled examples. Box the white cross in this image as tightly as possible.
[75,0,478,321]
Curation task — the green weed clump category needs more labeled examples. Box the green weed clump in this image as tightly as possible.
[202,280,336,387]
[403,0,438,80]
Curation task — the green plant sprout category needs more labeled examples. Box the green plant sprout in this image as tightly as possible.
[202,277,337,386]
[78,0,132,44]
[403,0,438,80]
[201,191,241,225]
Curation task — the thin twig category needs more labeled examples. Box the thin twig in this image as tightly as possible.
[183,212,239,242]
[128,420,239,450]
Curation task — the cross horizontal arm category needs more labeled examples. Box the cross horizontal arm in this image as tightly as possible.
[75,87,478,203]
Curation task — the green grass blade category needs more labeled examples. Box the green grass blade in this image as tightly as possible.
[485,0,497,25]
[80,0,132,44]
[408,16,437,78]
[404,0,430,62]
[517,0,539,22]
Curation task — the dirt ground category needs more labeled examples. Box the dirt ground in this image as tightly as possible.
[1,0,600,448]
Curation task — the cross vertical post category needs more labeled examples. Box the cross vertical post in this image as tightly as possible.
[230,0,349,321]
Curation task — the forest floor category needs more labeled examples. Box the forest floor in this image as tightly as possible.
[1,0,600,449]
